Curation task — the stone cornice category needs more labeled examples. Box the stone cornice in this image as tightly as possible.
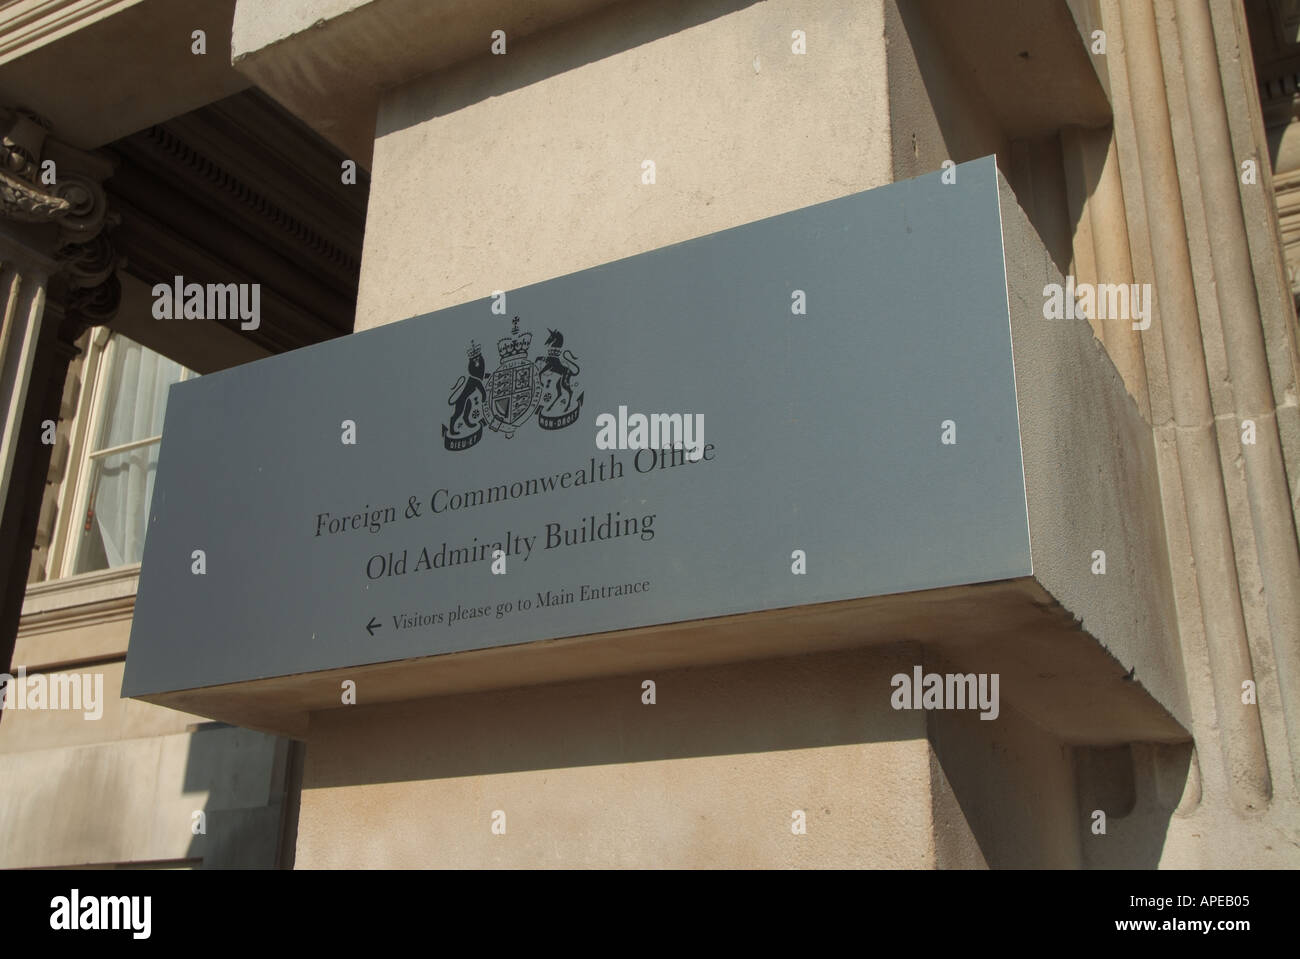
[1258,66,1300,128]
[17,593,134,639]
[0,0,143,65]
[103,88,367,348]
[134,122,359,276]
[19,563,138,637]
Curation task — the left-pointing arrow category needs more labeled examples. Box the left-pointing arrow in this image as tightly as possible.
[366,617,381,636]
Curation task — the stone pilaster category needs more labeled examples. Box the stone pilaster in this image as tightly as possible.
[1089,0,1300,863]
[1114,0,1272,813]
[1173,0,1300,796]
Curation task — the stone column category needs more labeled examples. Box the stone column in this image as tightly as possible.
[0,108,120,689]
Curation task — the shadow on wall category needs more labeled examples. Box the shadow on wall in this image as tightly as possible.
[1073,741,1194,868]
[930,702,1192,868]
[181,723,293,868]
[295,639,1187,868]
[888,0,1110,278]
[303,643,928,787]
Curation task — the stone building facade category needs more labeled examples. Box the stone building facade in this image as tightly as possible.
[0,0,1297,868]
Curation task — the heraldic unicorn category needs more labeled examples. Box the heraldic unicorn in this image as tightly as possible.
[442,316,585,451]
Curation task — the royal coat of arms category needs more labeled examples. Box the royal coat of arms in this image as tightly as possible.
[442,316,584,451]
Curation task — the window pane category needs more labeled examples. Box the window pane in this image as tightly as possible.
[91,335,189,452]
[72,443,161,573]
[70,334,192,576]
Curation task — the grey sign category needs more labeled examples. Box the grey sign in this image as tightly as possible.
[122,155,1030,698]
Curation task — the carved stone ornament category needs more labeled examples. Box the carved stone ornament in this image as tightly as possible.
[0,107,123,330]
[57,219,123,333]
[0,165,73,221]
[0,109,112,239]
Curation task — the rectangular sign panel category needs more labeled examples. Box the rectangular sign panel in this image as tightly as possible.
[123,155,1030,697]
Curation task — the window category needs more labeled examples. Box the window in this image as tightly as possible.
[52,332,195,578]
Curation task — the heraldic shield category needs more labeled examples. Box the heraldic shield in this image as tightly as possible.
[488,352,542,437]
[442,316,582,450]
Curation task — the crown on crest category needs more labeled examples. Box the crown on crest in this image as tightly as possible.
[497,316,532,360]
